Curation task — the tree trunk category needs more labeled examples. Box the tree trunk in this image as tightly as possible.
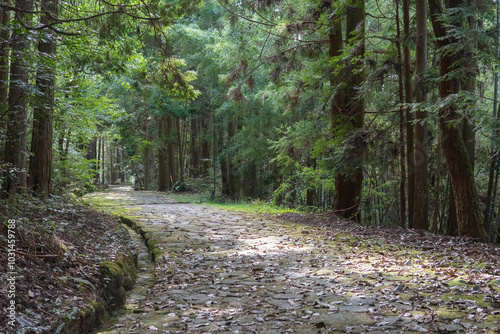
[176,116,184,183]
[190,115,201,177]
[96,137,101,184]
[331,0,366,222]
[201,110,212,175]
[428,0,488,240]
[110,142,117,184]
[395,0,407,228]
[0,1,10,155]
[3,0,34,198]
[158,116,166,191]
[167,114,176,189]
[227,118,238,199]
[413,0,429,230]
[144,145,151,190]
[142,117,150,190]
[100,135,104,185]
[116,146,123,183]
[403,0,415,228]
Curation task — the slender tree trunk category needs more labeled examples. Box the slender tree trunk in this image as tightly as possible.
[413,0,429,230]
[167,114,176,189]
[201,111,212,175]
[96,137,101,184]
[396,0,407,228]
[90,137,98,183]
[220,128,229,197]
[158,116,166,191]
[432,140,442,233]
[428,0,488,240]
[331,0,366,222]
[144,145,150,190]
[3,0,34,198]
[100,135,104,185]
[305,158,316,206]
[190,115,200,177]
[110,142,116,184]
[176,117,184,182]
[0,1,10,155]
[228,118,238,199]
[403,0,415,228]
[244,162,258,198]
[116,146,123,183]
[144,118,150,190]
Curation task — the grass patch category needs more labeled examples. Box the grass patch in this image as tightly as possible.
[209,201,300,214]
[167,193,301,215]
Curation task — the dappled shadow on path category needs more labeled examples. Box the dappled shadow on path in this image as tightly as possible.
[88,186,500,334]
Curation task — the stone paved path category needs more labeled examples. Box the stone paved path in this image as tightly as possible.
[86,186,499,334]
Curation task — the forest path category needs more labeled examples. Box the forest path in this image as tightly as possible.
[85,186,499,334]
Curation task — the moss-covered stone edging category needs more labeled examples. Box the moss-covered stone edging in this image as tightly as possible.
[53,228,140,334]
[119,216,162,262]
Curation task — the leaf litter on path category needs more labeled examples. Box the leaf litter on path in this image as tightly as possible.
[89,186,500,333]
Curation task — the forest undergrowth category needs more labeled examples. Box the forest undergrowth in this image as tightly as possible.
[0,197,134,334]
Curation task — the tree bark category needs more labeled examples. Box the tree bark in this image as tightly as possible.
[176,116,184,183]
[0,0,10,155]
[427,0,488,240]
[395,0,407,228]
[167,114,176,189]
[413,0,429,230]
[228,119,238,199]
[3,0,34,198]
[190,114,201,177]
[403,0,415,228]
[158,116,166,191]
[201,110,212,175]
[28,0,58,197]
[96,137,101,184]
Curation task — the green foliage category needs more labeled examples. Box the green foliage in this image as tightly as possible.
[149,57,201,100]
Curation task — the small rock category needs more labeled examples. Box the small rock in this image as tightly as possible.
[413,324,429,332]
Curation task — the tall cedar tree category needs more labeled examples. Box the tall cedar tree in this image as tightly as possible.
[428,0,488,240]
[331,0,366,222]
[3,0,34,198]
[28,0,58,197]
[413,0,429,230]
[0,0,9,142]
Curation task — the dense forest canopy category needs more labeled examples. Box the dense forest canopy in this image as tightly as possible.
[1,0,500,242]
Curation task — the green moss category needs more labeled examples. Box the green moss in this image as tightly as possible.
[436,308,467,320]
[101,261,123,287]
[386,275,409,281]
[446,278,468,286]
[149,247,164,261]
[82,196,137,217]
[438,292,489,308]
[91,301,109,323]
[486,314,500,322]
[100,261,126,307]
[114,253,138,290]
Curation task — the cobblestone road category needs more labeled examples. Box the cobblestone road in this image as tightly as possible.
[86,186,499,334]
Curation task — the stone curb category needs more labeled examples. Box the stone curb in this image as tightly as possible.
[52,216,147,334]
